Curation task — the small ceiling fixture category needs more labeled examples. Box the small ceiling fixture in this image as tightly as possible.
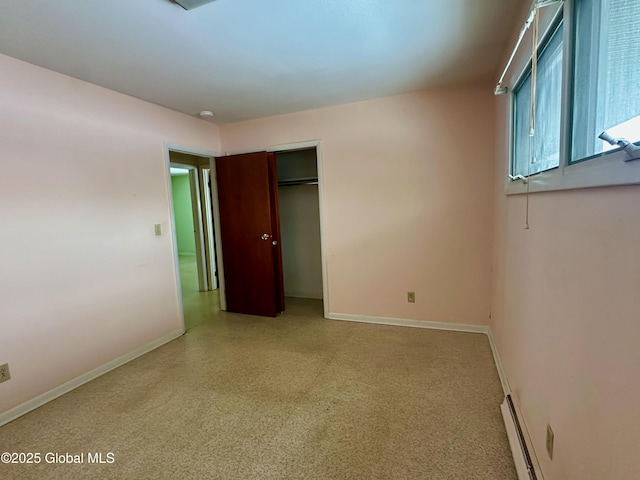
[173,0,218,10]
[199,110,215,118]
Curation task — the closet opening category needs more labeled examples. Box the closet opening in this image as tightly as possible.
[275,147,324,314]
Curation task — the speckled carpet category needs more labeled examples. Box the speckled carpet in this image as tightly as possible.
[0,298,516,480]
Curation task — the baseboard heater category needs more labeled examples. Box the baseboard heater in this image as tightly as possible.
[501,394,538,480]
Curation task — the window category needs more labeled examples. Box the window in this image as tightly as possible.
[513,22,563,177]
[572,0,640,162]
[506,0,640,193]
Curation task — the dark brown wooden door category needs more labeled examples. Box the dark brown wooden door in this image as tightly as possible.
[215,152,284,317]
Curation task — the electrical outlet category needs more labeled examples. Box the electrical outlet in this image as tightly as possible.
[546,424,554,459]
[0,363,10,384]
[407,291,415,303]
[154,224,162,236]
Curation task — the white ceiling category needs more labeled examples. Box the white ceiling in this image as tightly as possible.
[0,0,524,124]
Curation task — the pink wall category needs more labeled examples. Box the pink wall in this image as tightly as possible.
[222,86,496,325]
[0,54,220,416]
[491,90,640,478]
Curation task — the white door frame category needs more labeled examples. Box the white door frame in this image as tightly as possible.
[164,144,225,330]
[199,166,218,290]
[223,140,329,318]
[207,156,227,312]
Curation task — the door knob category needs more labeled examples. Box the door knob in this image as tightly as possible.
[261,233,271,240]
[272,240,278,246]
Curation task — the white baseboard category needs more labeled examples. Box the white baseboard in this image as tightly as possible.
[327,312,489,334]
[487,327,511,395]
[0,328,184,427]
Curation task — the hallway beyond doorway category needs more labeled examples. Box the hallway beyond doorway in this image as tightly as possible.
[179,254,219,331]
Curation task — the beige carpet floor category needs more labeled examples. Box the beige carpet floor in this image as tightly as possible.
[0,294,516,480]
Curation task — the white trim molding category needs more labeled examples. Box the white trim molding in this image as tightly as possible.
[488,327,511,395]
[327,312,490,334]
[0,329,183,427]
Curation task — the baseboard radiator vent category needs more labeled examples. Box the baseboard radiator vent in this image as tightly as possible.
[501,394,538,480]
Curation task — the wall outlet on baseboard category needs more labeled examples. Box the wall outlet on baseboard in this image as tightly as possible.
[407,291,415,303]
[546,424,554,459]
[0,363,10,384]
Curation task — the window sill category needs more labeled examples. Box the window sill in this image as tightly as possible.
[506,150,640,195]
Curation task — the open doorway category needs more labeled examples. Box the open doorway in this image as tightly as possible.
[275,147,324,316]
[168,149,221,331]
[170,166,201,291]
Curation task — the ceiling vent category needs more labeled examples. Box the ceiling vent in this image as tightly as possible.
[173,0,217,10]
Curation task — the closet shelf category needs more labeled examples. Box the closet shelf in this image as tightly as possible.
[278,177,318,187]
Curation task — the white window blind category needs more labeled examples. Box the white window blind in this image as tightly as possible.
[572,0,640,161]
[513,23,564,178]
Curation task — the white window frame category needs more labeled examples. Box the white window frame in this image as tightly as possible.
[505,0,640,195]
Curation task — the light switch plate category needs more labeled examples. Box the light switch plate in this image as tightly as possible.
[154,224,162,236]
